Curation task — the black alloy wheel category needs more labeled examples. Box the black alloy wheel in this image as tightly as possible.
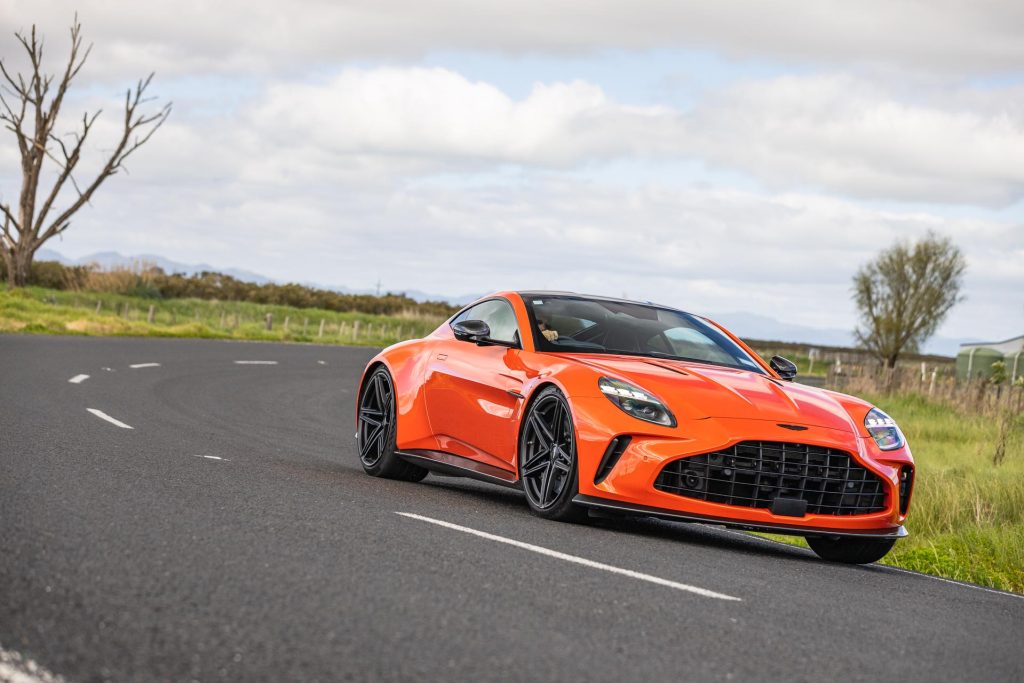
[357,367,427,481]
[518,387,586,522]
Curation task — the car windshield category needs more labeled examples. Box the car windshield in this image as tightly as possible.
[522,295,765,373]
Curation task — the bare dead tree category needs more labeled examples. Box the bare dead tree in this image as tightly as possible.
[0,16,171,287]
[853,232,966,368]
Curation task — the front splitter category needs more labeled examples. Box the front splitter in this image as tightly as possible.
[573,494,908,539]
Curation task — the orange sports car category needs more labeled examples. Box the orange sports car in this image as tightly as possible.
[356,291,914,564]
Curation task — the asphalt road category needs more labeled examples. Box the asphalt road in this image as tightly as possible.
[1,335,1021,682]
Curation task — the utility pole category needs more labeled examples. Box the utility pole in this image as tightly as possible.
[375,278,381,297]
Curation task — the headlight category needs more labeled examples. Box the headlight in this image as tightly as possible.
[864,407,905,451]
[598,377,676,427]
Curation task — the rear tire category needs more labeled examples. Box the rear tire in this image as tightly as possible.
[357,366,428,482]
[518,387,587,523]
[807,536,896,564]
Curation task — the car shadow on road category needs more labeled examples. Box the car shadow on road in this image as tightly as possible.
[418,474,897,575]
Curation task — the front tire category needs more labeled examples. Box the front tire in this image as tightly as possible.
[518,387,586,522]
[807,536,896,564]
[357,366,428,482]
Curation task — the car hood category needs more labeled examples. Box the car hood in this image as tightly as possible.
[560,354,859,433]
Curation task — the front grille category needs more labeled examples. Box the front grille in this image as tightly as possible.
[654,441,887,516]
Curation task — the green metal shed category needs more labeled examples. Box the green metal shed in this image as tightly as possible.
[956,335,1024,381]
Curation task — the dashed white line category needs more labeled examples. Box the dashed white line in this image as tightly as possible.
[68,374,89,384]
[192,455,228,461]
[86,408,134,430]
[396,512,741,601]
[128,362,161,369]
[233,360,278,365]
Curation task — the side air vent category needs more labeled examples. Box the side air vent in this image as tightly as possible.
[594,436,632,484]
[898,465,914,515]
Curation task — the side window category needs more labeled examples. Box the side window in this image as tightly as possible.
[454,299,520,345]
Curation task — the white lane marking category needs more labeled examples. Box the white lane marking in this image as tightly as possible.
[101,367,114,372]
[0,643,67,683]
[129,362,161,369]
[397,512,741,601]
[68,374,89,384]
[233,360,278,365]
[728,530,1024,602]
[317,360,326,365]
[86,408,134,430]
[878,565,1024,601]
[192,455,228,461]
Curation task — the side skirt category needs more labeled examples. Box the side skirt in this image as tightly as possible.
[396,449,520,489]
[572,494,908,540]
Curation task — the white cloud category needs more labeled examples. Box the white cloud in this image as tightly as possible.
[235,68,1024,206]
[5,0,1024,78]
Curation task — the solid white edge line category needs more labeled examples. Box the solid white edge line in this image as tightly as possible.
[68,374,89,384]
[396,512,741,601]
[728,529,1024,602]
[233,360,278,365]
[0,643,66,683]
[86,408,134,430]
[128,362,161,369]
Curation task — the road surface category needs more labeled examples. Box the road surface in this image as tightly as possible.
[1,335,1021,682]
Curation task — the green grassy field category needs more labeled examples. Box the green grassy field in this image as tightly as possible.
[0,285,444,346]
[759,392,1024,593]
[3,285,1021,592]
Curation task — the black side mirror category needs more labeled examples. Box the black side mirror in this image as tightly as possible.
[770,355,798,381]
[452,319,491,343]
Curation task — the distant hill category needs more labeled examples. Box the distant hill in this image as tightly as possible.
[36,249,973,356]
[37,249,273,285]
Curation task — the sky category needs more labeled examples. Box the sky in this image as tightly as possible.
[1,1,1022,348]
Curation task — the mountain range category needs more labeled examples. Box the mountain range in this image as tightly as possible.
[38,249,973,356]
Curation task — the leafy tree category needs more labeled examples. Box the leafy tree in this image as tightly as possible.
[0,17,170,287]
[853,233,966,368]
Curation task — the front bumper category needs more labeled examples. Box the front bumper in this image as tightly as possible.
[571,397,913,537]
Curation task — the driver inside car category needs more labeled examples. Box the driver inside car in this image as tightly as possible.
[537,319,559,342]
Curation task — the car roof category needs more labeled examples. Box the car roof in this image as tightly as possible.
[515,290,694,316]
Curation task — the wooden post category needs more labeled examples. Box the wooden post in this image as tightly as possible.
[265,313,273,331]
[303,318,308,335]
[95,300,102,314]
[220,310,226,328]
[929,369,937,396]
[353,320,361,340]
[284,316,290,332]
[318,319,325,338]
[148,305,156,323]
[339,322,348,339]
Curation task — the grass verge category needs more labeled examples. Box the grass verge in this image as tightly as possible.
[0,285,444,346]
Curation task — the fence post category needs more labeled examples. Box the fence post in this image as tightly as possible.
[284,316,290,332]
[265,313,273,331]
[929,369,937,396]
[353,320,361,340]
[318,319,325,338]
[95,300,102,314]
[219,310,226,328]
[147,305,155,323]
[303,318,308,335]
